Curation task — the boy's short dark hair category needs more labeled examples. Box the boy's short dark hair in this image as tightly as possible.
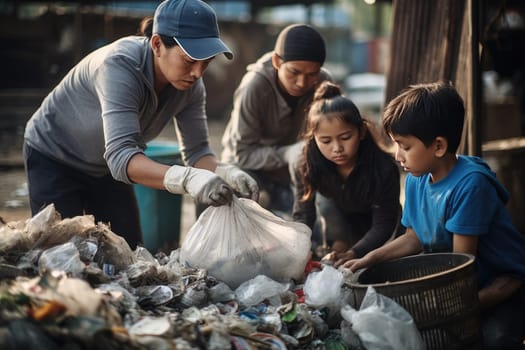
[382,81,465,153]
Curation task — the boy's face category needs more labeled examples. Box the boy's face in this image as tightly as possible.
[391,134,437,177]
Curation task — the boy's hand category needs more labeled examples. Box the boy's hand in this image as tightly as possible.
[342,252,376,272]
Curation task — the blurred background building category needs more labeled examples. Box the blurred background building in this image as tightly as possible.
[0,0,393,124]
[1,0,525,231]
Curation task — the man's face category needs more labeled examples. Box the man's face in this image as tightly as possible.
[153,36,213,91]
[273,54,321,97]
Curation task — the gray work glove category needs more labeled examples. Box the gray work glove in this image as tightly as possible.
[215,163,259,201]
[277,141,306,165]
[276,140,306,186]
[163,165,233,206]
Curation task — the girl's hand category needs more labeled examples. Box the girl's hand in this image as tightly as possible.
[333,250,356,268]
[320,240,350,264]
[320,251,336,264]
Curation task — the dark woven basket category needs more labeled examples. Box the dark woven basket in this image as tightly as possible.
[346,253,481,350]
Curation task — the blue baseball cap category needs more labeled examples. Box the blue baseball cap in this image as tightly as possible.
[153,0,233,60]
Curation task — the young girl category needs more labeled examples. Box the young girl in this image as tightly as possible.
[293,81,402,264]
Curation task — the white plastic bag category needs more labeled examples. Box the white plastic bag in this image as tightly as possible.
[304,264,343,308]
[340,286,425,350]
[180,197,312,289]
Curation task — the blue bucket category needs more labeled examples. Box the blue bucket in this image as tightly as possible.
[133,141,183,253]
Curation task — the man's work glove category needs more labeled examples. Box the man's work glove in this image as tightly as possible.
[163,165,233,206]
[277,140,306,165]
[215,164,259,201]
[276,140,306,186]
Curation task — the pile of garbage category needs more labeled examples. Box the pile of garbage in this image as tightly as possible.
[0,204,357,349]
[0,204,423,350]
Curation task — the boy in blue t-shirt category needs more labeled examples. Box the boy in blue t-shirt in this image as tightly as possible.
[345,81,525,349]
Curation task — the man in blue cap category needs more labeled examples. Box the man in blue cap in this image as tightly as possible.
[23,0,258,249]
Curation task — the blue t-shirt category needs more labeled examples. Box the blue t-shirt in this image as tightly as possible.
[402,155,525,288]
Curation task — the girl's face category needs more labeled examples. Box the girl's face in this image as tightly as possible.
[272,54,321,97]
[152,35,213,92]
[314,116,363,171]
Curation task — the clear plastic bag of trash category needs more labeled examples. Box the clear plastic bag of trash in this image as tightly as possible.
[340,286,425,350]
[180,197,311,289]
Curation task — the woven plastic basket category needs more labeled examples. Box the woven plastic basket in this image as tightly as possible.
[346,253,481,350]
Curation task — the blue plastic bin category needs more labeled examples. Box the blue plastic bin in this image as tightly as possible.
[133,140,183,253]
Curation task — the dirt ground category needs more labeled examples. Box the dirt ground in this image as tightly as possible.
[0,167,30,223]
[0,118,229,243]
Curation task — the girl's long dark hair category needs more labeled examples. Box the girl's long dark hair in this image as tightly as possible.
[300,81,394,203]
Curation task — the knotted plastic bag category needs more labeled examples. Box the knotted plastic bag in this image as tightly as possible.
[180,197,312,289]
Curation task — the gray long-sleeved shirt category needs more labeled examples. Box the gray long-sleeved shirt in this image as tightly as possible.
[220,52,332,170]
[24,36,213,184]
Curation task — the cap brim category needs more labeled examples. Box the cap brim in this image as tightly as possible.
[174,37,233,61]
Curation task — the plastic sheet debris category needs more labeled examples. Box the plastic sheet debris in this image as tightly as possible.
[128,315,173,336]
[235,275,289,307]
[38,242,84,277]
[0,204,135,270]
